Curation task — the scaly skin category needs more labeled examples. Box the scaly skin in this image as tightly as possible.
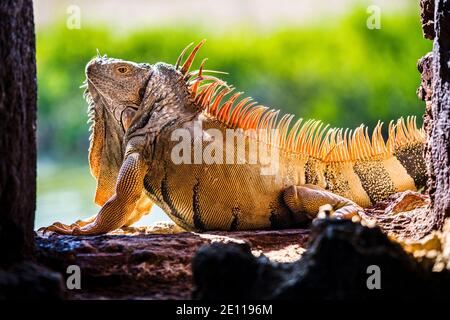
[42,42,426,235]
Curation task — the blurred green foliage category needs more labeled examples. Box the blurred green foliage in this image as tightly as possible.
[36,9,430,161]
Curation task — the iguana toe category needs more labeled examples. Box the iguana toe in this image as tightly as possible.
[39,222,81,235]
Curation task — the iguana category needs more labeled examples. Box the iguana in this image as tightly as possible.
[42,40,427,235]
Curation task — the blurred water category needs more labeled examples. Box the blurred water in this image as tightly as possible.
[36,161,170,229]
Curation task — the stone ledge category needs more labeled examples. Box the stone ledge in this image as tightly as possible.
[36,227,310,299]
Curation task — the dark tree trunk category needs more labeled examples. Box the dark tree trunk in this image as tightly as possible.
[0,0,37,266]
[418,0,450,229]
[426,0,450,228]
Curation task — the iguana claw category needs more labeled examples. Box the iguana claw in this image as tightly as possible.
[283,185,364,220]
[38,222,81,235]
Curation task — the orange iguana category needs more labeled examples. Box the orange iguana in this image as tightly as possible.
[43,40,427,235]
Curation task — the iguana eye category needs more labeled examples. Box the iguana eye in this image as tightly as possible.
[117,66,129,74]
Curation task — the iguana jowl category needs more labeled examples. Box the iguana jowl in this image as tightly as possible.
[43,40,427,235]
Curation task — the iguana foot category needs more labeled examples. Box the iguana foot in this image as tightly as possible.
[283,185,364,220]
[40,220,121,235]
[38,213,98,235]
[39,222,82,235]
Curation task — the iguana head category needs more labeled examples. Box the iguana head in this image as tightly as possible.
[85,55,154,205]
[85,56,153,131]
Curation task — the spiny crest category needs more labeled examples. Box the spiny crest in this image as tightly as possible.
[84,87,97,145]
[176,41,425,163]
[82,76,103,147]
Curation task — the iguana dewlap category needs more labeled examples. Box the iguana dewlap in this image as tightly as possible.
[43,41,426,235]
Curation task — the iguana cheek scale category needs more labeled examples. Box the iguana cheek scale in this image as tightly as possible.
[42,40,426,235]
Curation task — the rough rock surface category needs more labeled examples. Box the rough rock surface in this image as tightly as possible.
[36,226,310,299]
[362,190,432,240]
[193,219,450,300]
[434,218,450,272]
[0,261,66,299]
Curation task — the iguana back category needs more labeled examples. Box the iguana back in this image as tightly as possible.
[142,97,425,231]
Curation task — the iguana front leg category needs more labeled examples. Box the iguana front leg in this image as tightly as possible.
[54,192,153,230]
[283,185,364,219]
[123,192,153,227]
[42,152,148,235]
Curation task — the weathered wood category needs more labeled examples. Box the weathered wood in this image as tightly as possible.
[192,219,450,300]
[36,228,310,299]
[420,0,435,40]
[426,0,450,228]
[0,0,37,265]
